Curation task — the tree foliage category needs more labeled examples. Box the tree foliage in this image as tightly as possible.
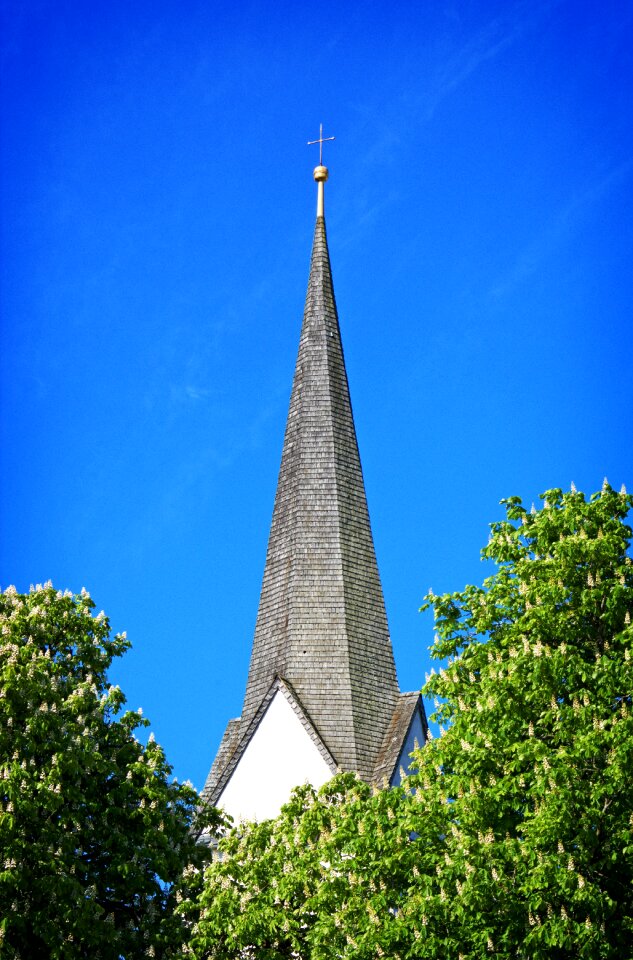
[0,584,220,959]
[414,481,633,958]
[186,483,633,959]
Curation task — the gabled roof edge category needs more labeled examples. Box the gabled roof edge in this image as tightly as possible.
[372,692,427,787]
[201,717,242,804]
[205,674,338,808]
[277,677,339,775]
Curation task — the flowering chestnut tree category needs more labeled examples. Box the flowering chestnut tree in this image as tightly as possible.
[185,482,633,960]
[182,773,420,960]
[0,584,220,959]
[412,481,633,958]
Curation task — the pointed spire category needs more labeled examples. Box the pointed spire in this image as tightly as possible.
[203,156,426,812]
[238,207,399,780]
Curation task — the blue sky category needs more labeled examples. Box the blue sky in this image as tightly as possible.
[2,0,632,790]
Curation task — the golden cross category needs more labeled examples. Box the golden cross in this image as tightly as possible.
[307,124,335,166]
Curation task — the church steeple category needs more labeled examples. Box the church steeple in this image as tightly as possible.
[239,169,401,781]
[203,149,426,818]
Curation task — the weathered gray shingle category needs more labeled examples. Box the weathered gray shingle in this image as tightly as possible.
[204,209,427,806]
[373,692,425,787]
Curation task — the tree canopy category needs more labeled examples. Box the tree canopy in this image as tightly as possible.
[0,584,220,960]
[185,482,633,960]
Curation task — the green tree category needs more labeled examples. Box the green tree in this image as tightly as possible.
[184,773,418,960]
[412,481,633,958]
[187,482,633,960]
[0,584,220,960]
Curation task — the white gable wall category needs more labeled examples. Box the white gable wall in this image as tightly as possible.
[217,690,333,822]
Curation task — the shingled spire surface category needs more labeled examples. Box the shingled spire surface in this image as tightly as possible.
[203,179,425,813]
[239,213,399,781]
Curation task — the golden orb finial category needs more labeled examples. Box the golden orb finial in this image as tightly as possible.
[313,164,329,182]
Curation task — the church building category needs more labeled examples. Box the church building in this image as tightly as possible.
[203,138,427,822]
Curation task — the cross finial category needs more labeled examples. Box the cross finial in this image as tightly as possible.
[307,124,335,218]
[307,123,335,166]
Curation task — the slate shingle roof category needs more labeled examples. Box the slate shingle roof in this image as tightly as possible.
[204,208,426,806]
[373,692,425,787]
[202,719,241,805]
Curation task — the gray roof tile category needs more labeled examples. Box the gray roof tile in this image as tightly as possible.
[204,212,427,806]
[373,692,425,787]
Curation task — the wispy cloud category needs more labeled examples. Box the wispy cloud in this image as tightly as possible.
[338,0,561,243]
[424,0,561,119]
[489,158,633,300]
[184,384,212,401]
